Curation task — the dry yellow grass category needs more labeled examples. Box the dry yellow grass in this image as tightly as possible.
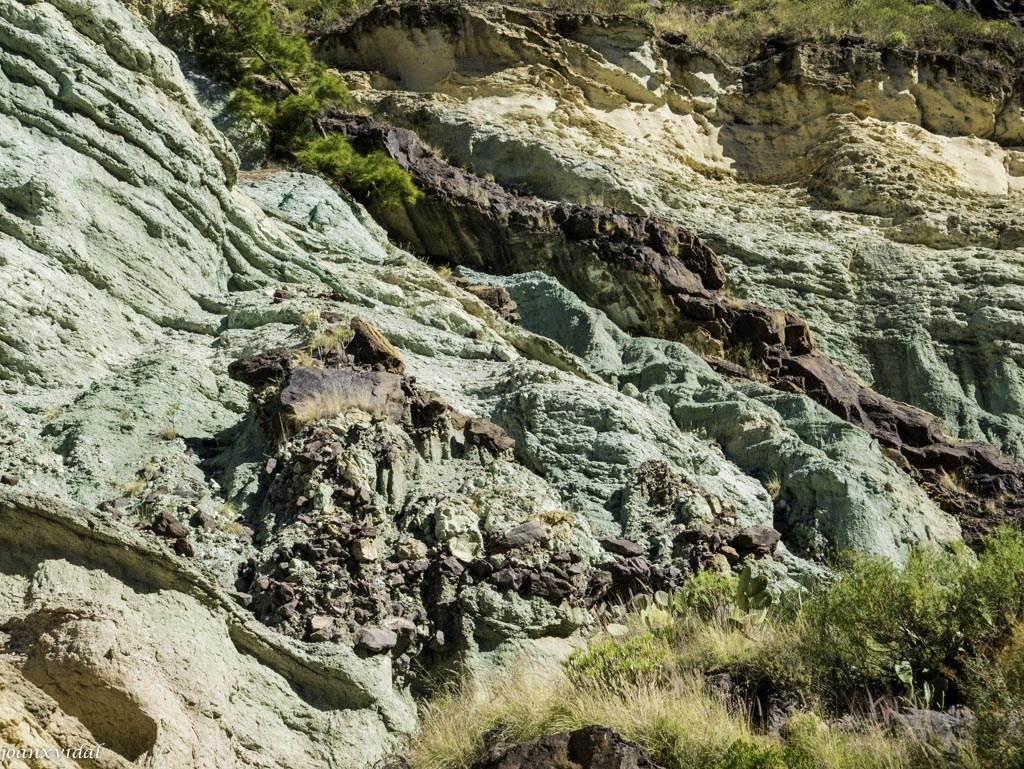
[410,667,754,769]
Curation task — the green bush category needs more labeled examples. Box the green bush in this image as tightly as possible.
[295,135,421,206]
[677,571,738,619]
[565,632,669,690]
[799,547,967,701]
[184,0,418,206]
[797,528,1024,707]
[715,740,792,769]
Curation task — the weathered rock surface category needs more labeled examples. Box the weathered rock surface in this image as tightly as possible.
[0,0,1013,764]
[0,489,412,768]
[321,2,1024,469]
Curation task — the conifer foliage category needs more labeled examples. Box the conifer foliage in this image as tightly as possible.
[185,0,420,205]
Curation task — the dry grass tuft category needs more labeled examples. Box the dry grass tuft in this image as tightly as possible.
[289,388,382,426]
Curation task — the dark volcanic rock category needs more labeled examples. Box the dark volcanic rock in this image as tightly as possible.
[495,521,549,550]
[599,538,646,557]
[227,347,295,389]
[354,627,399,654]
[347,315,406,374]
[151,510,189,539]
[471,725,661,769]
[279,367,406,422]
[731,526,781,552]
[464,417,516,454]
[318,112,1024,538]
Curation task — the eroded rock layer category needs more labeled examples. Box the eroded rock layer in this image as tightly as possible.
[320,2,1024,466]
[327,113,1024,539]
[0,0,1017,766]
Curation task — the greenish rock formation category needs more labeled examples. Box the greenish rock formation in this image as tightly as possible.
[0,0,1002,765]
[321,3,1024,460]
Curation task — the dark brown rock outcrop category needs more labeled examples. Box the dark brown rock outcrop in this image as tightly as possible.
[348,315,407,374]
[321,113,1024,539]
[471,726,662,769]
[280,367,407,423]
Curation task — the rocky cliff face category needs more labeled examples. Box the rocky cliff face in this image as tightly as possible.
[0,0,1019,766]
[319,3,1024,464]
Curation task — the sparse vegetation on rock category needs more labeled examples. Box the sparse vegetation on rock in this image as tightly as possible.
[183,0,419,203]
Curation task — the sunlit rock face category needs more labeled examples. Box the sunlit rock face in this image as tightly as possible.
[0,0,1018,765]
[319,3,1024,461]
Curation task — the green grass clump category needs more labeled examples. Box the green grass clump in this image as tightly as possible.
[295,135,421,205]
[565,633,670,690]
[183,0,418,205]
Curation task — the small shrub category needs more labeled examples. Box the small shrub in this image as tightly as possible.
[184,0,417,207]
[158,425,180,441]
[565,633,669,690]
[800,547,969,699]
[715,739,791,769]
[886,30,908,47]
[295,134,421,206]
[677,571,738,620]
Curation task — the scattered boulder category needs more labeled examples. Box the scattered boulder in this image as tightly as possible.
[464,417,516,454]
[354,627,399,654]
[190,509,216,531]
[889,706,974,753]
[495,521,549,550]
[348,315,406,374]
[599,538,645,557]
[151,510,189,540]
[731,526,782,552]
[227,347,295,389]
[471,725,661,769]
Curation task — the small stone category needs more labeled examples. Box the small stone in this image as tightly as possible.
[173,537,194,557]
[599,538,645,557]
[440,556,465,577]
[491,567,527,591]
[350,538,381,562]
[190,510,216,531]
[718,545,741,563]
[448,535,480,563]
[382,616,417,634]
[495,521,549,550]
[309,615,333,632]
[0,474,19,486]
[228,591,252,608]
[526,570,574,600]
[731,526,782,552]
[151,510,189,539]
[354,627,398,654]
[395,538,428,560]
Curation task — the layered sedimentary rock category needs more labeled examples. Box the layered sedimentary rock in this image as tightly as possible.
[324,113,1024,539]
[0,0,1014,765]
[319,2,1024,465]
